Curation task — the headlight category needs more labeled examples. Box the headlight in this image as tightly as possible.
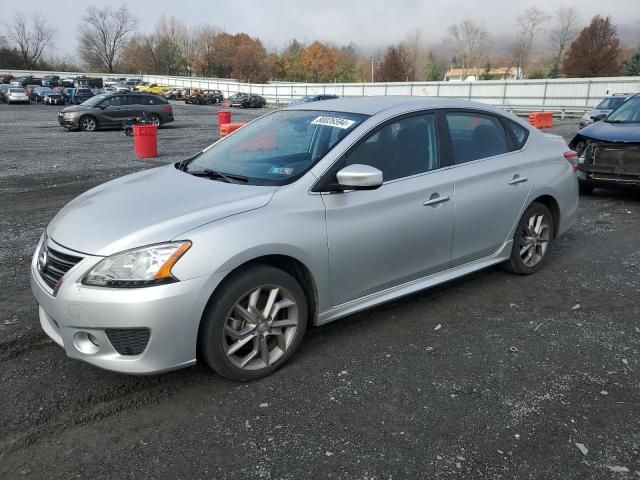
[82,241,191,287]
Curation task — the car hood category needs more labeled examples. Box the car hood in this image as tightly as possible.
[61,104,94,113]
[47,165,278,256]
[577,121,640,143]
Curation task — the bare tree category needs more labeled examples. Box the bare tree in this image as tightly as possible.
[4,12,55,69]
[511,7,550,79]
[447,20,489,78]
[77,6,137,72]
[548,6,580,77]
[401,28,422,81]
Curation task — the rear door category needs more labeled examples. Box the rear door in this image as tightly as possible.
[442,110,532,266]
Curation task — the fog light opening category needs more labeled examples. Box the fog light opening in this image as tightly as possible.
[73,332,100,354]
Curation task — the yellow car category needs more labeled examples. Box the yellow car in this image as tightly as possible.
[136,83,170,94]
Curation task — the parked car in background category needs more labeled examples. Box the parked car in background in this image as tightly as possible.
[164,87,183,100]
[184,89,224,104]
[68,88,95,104]
[42,75,60,87]
[32,97,578,379]
[11,76,31,87]
[229,93,266,108]
[43,90,65,105]
[5,87,30,104]
[570,94,640,194]
[61,77,76,88]
[0,84,13,101]
[0,73,14,84]
[24,85,40,96]
[57,92,174,131]
[75,76,103,89]
[578,93,633,128]
[294,94,340,104]
[140,83,170,95]
[31,87,56,103]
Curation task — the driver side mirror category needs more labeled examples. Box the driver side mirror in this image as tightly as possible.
[335,164,383,191]
[591,113,606,122]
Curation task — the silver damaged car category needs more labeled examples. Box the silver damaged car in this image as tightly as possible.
[31,97,579,380]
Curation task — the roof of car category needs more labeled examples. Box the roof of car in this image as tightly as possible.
[286,96,505,116]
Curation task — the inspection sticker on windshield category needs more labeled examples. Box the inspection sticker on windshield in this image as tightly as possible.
[310,116,355,129]
[269,167,293,176]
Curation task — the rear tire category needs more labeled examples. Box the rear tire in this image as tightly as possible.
[199,264,308,381]
[503,202,554,275]
[578,181,594,195]
[147,114,161,127]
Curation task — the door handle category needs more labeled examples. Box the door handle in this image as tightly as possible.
[508,175,528,185]
[423,194,450,207]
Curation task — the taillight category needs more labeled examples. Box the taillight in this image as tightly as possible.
[564,150,579,172]
[163,105,172,110]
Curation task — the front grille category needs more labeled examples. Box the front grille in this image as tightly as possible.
[105,328,150,356]
[593,144,640,174]
[39,244,83,290]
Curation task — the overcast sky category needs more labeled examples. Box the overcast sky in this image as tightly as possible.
[5,0,640,56]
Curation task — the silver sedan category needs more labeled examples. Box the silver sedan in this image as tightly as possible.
[31,97,578,380]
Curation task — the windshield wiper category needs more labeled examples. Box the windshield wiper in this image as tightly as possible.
[188,168,248,183]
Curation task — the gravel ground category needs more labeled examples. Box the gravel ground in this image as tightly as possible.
[0,103,639,479]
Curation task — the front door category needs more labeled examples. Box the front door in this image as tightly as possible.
[321,112,454,306]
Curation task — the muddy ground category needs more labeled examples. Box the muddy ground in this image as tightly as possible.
[0,102,638,479]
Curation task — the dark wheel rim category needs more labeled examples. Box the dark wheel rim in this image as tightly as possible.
[519,213,550,267]
[148,115,160,126]
[222,285,299,371]
[81,117,96,131]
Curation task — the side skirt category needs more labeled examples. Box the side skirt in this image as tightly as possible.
[317,240,513,326]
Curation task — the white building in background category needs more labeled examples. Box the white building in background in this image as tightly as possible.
[444,66,521,82]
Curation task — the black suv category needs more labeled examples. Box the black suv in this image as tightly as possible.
[57,92,175,131]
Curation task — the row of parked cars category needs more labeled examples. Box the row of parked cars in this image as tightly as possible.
[0,83,98,105]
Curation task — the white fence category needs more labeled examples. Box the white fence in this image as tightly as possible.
[142,74,640,116]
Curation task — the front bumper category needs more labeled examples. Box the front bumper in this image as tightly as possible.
[30,237,218,374]
[58,113,79,128]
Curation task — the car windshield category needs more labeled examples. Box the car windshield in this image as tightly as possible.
[80,94,105,106]
[185,110,368,186]
[606,96,640,123]
[596,97,626,110]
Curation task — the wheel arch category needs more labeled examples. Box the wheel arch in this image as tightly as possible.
[529,194,560,238]
[196,254,319,356]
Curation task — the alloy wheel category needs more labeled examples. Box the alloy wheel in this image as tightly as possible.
[223,285,299,370]
[81,117,97,131]
[519,213,550,267]
[147,114,161,126]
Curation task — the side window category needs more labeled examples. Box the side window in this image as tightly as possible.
[504,119,529,149]
[101,96,122,107]
[445,112,509,164]
[343,113,439,182]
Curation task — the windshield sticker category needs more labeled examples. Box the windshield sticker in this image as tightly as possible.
[310,116,356,129]
[268,167,294,176]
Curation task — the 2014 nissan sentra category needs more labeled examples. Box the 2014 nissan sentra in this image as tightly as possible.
[31,97,578,380]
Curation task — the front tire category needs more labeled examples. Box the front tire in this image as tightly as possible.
[503,202,554,275]
[79,116,98,132]
[199,264,308,381]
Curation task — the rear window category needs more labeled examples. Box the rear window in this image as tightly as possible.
[10,88,24,93]
[445,112,509,164]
